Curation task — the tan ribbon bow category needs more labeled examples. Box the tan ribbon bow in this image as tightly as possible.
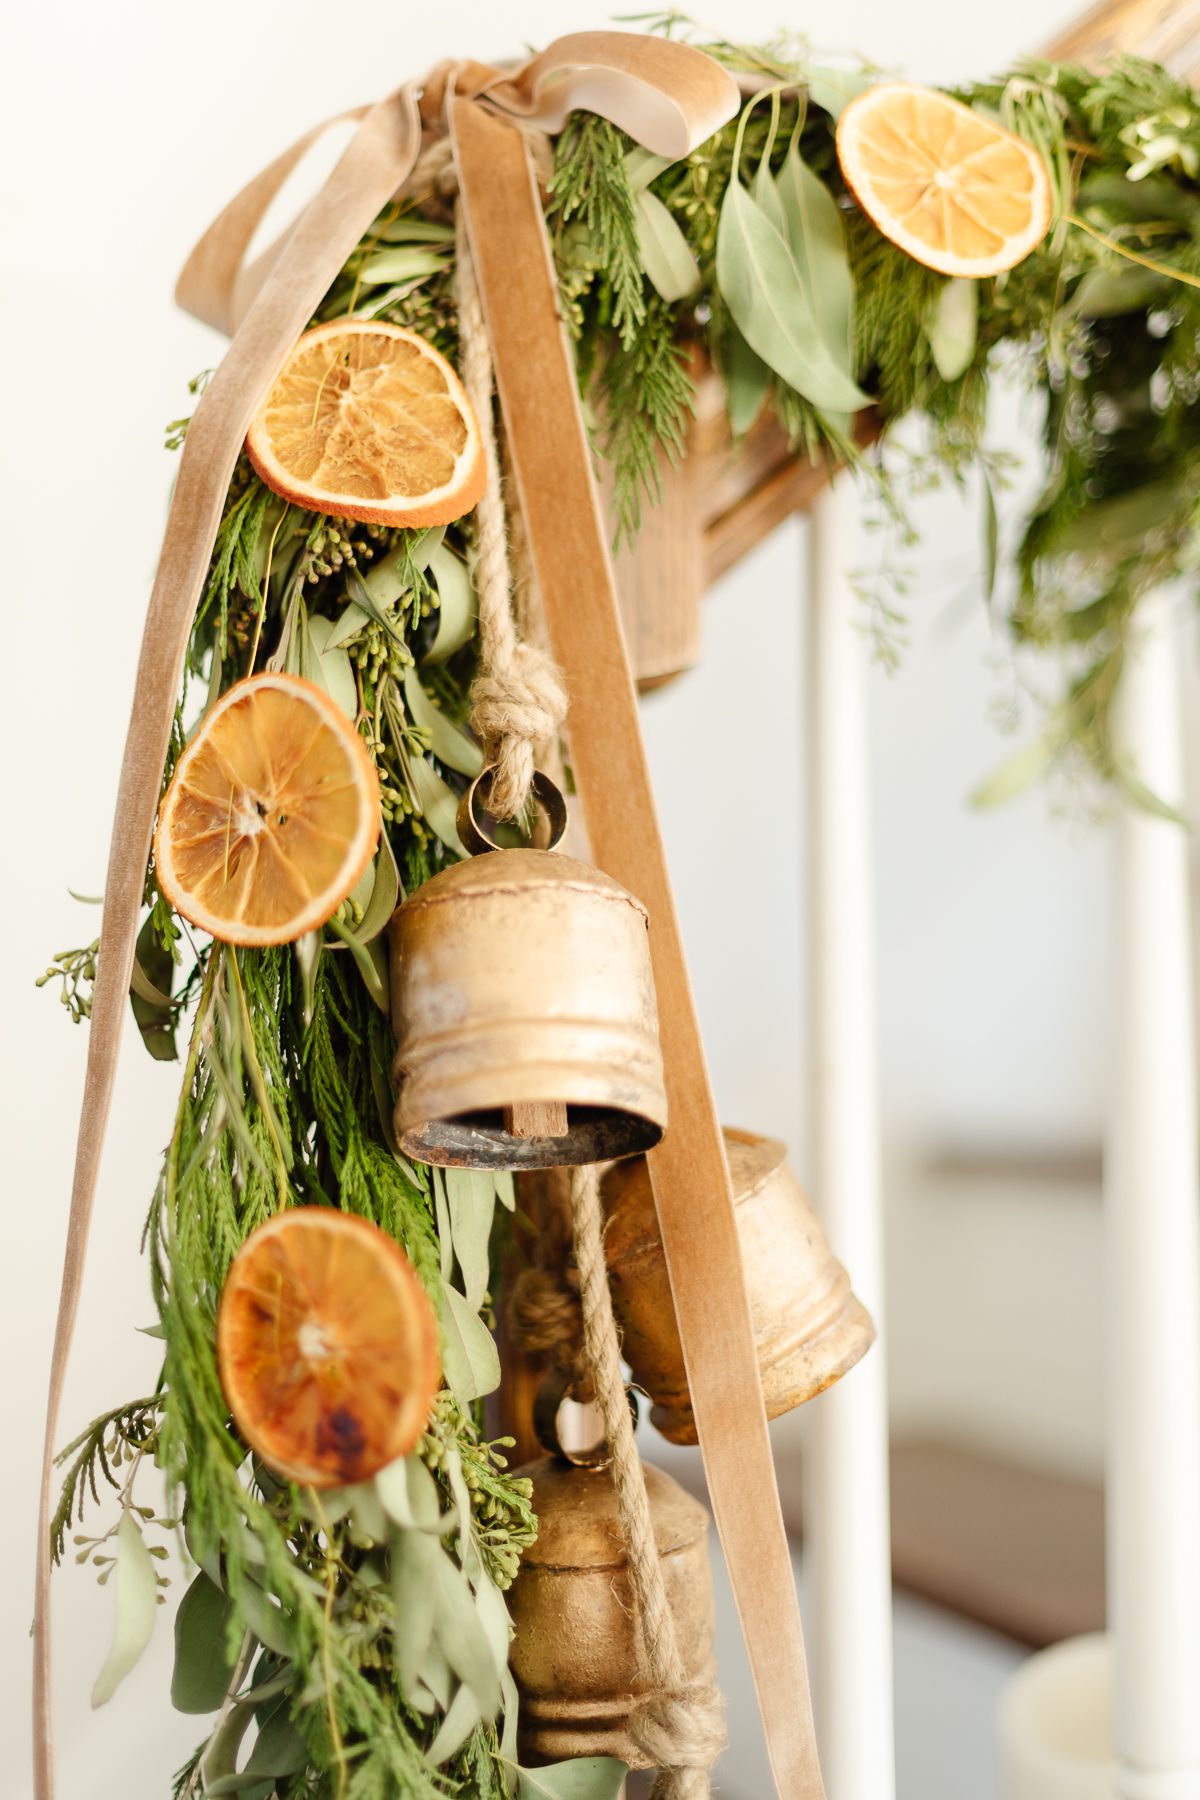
[35,33,827,1800]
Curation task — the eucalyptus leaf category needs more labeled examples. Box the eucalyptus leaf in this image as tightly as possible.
[1069,265,1171,318]
[322,600,371,650]
[722,327,771,435]
[1046,478,1181,556]
[494,1170,516,1212]
[91,1511,158,1707]
[751,142,787,236]
[391,1527,442,1701]
[305,614,359,718]
[500,1666,520,1763]
[374,216,456,244]
[474,1569,513,1677]
[431,1167,455,1283]
[377,1452,443,1533]
[403,665,483,777]
[515,1758,629,1800]
[424,545,477,665]
[445,1167,496,1311]
[925,277,978,382]
[202,1696,258,1789]
[777,140,857,377]
[982,466,1000,605]
[1116,766,1189,826]
[344,1481,388,1546]
[440,1282,501,1404]
[428,1681,483,1766]
[327,914,389,1012]
[408,753,466,855]
[130,913,177,1062]
[408,526,446,571]
[355,837,401,944]
[358,248,449,285]
[623,147,672,191]
[240,1704,308,1779]
[716,178,869,414]
[171,1571,239,1714]
[441,1442,476,1566]
[344,568,405,645]
[1077,170,1200,230]
[804,65,874,120]
[635,189,701,302]
[292,930,323,1027]
[360,530,444,610]
[235,1579,292,1658]
[431,1551,503,1715]
[415,1642,454,1712]
[970,730,1062,808]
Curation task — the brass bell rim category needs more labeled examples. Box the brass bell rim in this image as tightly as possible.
[649,1291,878,1444]
[397,1106,665,1171]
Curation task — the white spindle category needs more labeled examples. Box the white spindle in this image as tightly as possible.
[1106,593,1200,1800]
[802,476,896,1800]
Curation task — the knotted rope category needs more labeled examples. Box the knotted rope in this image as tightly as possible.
[569,1164,726,1796]
[454,203,568,820]
[507,1196,591,1392]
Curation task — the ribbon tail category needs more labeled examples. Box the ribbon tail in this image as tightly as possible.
[451,93,827,1800]
[32,82,423,1800]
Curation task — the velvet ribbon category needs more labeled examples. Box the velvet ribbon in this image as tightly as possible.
[34,33,828,1799]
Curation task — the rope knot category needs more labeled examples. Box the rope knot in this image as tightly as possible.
[507,1262,583,1368]
[632,1683,727,1777]
[472,640,568,751]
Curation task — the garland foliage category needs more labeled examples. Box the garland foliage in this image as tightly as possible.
[46,25,1200,1799]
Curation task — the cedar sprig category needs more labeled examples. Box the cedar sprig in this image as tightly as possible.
[549,112,647,348]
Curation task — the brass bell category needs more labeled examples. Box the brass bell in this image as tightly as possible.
[389,773,667,1169]
[508,1455,716,1766]
[603,1127,875,1443]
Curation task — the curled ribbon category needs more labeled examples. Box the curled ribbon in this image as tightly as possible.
[35,33,827,1800]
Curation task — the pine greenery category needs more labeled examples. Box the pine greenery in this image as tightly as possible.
[47,30,1200,1798]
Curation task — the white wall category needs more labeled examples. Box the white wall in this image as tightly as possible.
[2,1,1112,1794]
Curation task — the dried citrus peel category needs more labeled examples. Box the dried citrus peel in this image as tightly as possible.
[837,83,1053,279]
[246,320,486,527]
[154,672,381,947]
[217,1208,441,1489]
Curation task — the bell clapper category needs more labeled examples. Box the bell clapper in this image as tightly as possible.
[504,1097,570,1138]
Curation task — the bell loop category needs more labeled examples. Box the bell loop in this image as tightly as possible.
[533,1364,639,1470]
[456,766,569,857]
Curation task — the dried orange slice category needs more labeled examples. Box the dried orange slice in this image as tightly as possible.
[245,320,485,527]
[155,673,380,947]
[217,1209,441,1489]
[836,83,1052,278]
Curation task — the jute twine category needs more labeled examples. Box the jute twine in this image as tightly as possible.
[569,1165,726,1796]
[454,200,568,820]
[451,140,722,1786]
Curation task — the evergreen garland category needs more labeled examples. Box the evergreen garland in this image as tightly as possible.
[45,28,1200,1798]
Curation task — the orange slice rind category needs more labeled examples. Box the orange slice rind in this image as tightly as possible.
[246,320,486,528]
[836,83,1053,279]
[155,672,381,947]
[217,1208,441,1489]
